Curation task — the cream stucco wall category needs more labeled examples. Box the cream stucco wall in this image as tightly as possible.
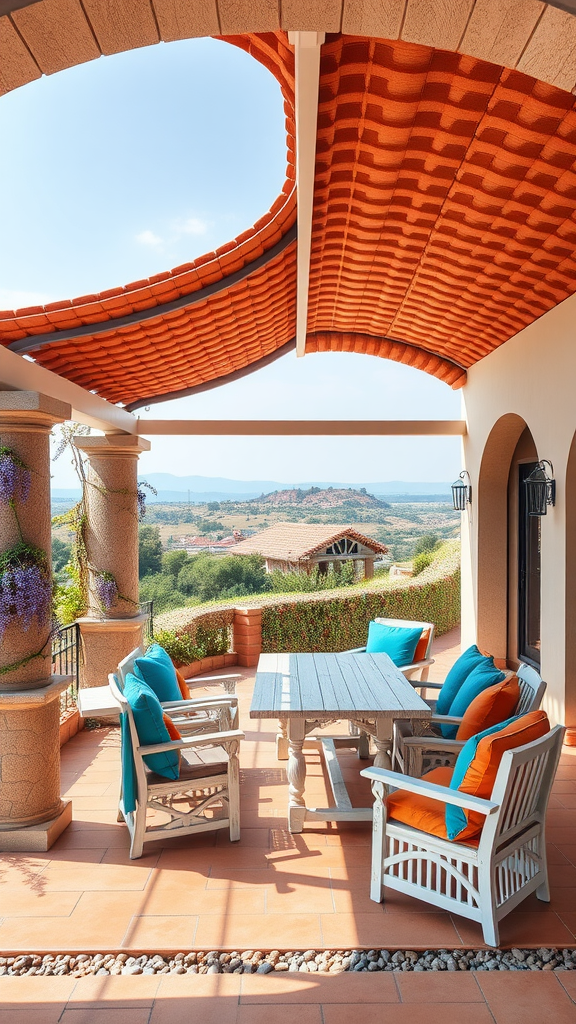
[461,291,576,728]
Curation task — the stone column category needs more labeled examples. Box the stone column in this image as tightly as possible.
[0,391,72,851]
[73,434,151,690]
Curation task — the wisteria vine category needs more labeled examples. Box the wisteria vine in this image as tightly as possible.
[0,447,53,673]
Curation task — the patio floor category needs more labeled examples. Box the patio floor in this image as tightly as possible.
[1,626,576,959]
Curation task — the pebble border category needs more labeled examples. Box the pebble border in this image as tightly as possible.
[2,948,576,976]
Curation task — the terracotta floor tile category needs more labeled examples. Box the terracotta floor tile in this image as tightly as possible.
[0,976,77,1004]
[475,972,576,1023]
[68,974,160,1005]
[453,910,574,947]
[195,912,323,949]
[34,861,154,892]
[0,891,145,951]
[59,1010,151,1024]
[0,1012,66,1024]
[0,890,80,916]
[320,911,461,947]
[556,911,576,936]
[121,913,199,949]
[237,1006,322,1024]
[215,828,272,848]
[205,869,272,889]
[556,971,576,1002]
[149,994,239,1024]
[265,883,335,914]
[395,972,483,1002]
[322,1005,493,1024]
[142,885,265,917]
[239,972,399,1003]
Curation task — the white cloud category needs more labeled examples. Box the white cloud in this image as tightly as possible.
[136,229,163,247]
[173,217,209,236]
[0,288,54,311]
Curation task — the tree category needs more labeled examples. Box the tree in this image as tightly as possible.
[138,525,163,577]
[162,549,189,578]
[52,536,72,572]
[177,553,271,602]
[413,533,439,556]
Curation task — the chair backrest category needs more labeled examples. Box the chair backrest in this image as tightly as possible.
[109,671,148,797]
[515,663,547,716]
[481,724,564,851]
[118,646,145,685]
[374,617,435,661]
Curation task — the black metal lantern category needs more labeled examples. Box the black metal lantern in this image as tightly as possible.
[451,470,472,511]
[525,460,556,516]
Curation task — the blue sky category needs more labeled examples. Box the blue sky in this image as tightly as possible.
[0,37,461,490]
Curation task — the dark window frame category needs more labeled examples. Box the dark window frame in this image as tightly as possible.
[518,461,541,667]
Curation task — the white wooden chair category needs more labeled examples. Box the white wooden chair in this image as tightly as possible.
[394,663,547,777]
[109,673,244,859]
[118,646,241,731]
[347,618,435,681]
[361,724,564,946]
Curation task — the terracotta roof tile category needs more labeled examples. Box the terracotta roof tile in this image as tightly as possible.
[1,33,576,404]
[232,523,388,562]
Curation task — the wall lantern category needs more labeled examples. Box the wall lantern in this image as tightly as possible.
[524,460,556,516]
[451,470,472,511]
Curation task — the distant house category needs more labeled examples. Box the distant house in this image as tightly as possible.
[231,523,387,579]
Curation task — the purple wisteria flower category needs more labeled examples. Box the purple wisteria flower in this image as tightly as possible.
[96,573,118,611]
[0,554,52,641]
[0,448,31,505]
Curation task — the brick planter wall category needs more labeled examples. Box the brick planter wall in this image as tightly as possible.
[175,653,238,678]
[59,707,85,747]
[233,607,262,667]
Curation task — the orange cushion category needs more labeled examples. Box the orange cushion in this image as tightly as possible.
[162,714,182,741]
[175,668,190,700]
[413,628,431,663]
[456,675,520,741]
[387,766,480,844]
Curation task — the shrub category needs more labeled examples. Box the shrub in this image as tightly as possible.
[412,551,434,576]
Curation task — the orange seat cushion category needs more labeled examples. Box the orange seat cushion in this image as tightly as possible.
[413,628,431,663]
[456,675,520,741]
[175,668,191,700]
[162,714,182,741]
[386,767,479,844]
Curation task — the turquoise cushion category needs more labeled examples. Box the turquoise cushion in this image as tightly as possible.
[436,645,490,715]
[440,662,506,739]
[446,716,518,840]
[123,671,180,779]
[135,643,181,702]
[365,622,422,666]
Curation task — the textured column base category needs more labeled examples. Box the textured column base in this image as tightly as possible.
[0,799,72,852]
[564,727,576,746]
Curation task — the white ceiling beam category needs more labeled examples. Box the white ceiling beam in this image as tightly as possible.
[0,346,136,433]
[136,420,467,436]
[288,30,324,358]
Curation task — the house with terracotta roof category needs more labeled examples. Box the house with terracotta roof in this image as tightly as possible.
[232,523,387,577]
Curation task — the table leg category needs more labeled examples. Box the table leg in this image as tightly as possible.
[287,718,307,833]
[374,719,393,770]
[276,718,289,760]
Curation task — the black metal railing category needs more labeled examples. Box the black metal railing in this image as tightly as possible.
[140,600,154,644]
[52,622,81,713]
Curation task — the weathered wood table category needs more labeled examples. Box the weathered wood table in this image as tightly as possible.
[250,651,430,832]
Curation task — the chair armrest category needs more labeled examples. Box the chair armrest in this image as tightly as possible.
[360,765,499,815]
[160,696,237,711]
[430,713,462,726]
[185,673,242,684]
[402,657,435,675]
[138,728,244,756]
[411,680,443,691]
[344,647,366,654]
[401,736,464,752]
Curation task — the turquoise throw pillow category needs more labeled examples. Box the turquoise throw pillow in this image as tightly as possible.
[440,662,506,738]
[123,671,180,780]
[365,622,422,667]
[436,644,490,715]
[446,716,518,840]
[135,643,181,703]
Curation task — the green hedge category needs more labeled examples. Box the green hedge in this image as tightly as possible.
[261,548,460,653]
